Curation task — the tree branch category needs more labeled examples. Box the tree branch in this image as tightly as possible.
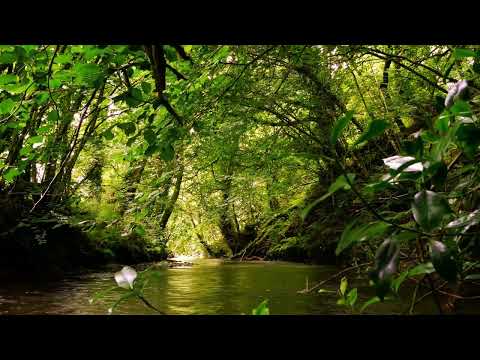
[166,63,187,80]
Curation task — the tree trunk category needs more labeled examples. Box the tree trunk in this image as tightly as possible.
[159,162,184,230]
[118,158,148,216]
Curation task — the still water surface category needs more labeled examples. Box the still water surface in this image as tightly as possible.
[0,259,439,315]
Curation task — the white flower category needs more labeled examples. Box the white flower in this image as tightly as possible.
[445,80,468,108]
[447,209,480,228]
[459,116,474,124]
[383,155,423,172]
[114,266,137,289]
[412,130,422,139]
[430,241,446,253]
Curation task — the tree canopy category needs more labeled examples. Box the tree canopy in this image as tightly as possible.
[2,44,480,314]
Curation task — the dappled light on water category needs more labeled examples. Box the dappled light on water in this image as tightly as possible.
[0,260,439,315]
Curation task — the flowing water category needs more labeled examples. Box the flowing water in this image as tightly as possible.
[0,259,441,315]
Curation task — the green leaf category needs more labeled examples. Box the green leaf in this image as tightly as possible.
[164,46,178,62]
[408,262,435,277]
[213,46,231,64]
[392,270,410,293]
[370,238,399,300]
[84,47,106,61]
[112,91,128,104]
[117,122,136,136]
[302,174,355,220]
[71,45,86,53]
[336,221,359,255]
[420,130,440,143]
[424,161,448,189]
[330,110,353,144]
[134,225,146,236]
[165,127,182,142]
[435,111,450,133]
[252,299,270,315]
[0,52,16,64]
[434,95,446,113]
[145,144,160,156]
[37,126,51,135]
[14,47,27,62]
[143,129,157,144]
[363,179,394,194]
[430,240,458,282]
[455,124,480,159]
[130,87,143,101]
[335,221,391,256]
[73,63,103,87]
[55,54,73,64]
[360,296,381,313]
[126,134,140,147]
[0,98,15,114]
[35,92,50,105]
[450,100,471,117]
[339,277,348,296]
[103,129,114,140]
[354,119,389,146]
[19,146,32,156]
[52,69,73,82]
[49,79,62,89]
[27,135,43,145]
[160,144,175,161]
[125,95,142,108]
[430,133,452,162]
[3,167,21,182]
[47,110,59,123]
[412,190,452,232]
[141,82,152,95]
[391,231,418,243]
[346,288,358,307]
[2,82,32,95]
[4,121,19,129]
[454,48,477,59]
[473,61,480,74]
[0,74,17,85]
[328,173,355,193]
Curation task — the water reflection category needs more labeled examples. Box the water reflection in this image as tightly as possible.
[0,260,440,315]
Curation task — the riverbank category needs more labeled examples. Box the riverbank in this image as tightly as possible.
[0,219,168,278]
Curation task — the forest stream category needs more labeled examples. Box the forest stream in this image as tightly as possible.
[0,259,444,315]
[3,45,480,315]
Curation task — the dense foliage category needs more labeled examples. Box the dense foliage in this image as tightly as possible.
[2,45,480,313]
